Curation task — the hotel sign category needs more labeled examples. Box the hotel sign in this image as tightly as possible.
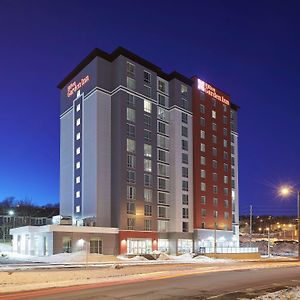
[197,79,230,105]
[67,75,90,97]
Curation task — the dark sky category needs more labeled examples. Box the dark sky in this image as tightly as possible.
[1,0,300,215]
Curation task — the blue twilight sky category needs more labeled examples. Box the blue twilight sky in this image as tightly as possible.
[0,0,300,215]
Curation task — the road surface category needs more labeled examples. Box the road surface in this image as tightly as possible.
[1,264,300,299]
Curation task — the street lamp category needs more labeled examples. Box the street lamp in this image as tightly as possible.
[279,186,300,260]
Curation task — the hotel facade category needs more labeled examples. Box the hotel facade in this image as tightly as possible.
[56,47,239,256]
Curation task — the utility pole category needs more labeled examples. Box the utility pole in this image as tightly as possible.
[250,205,253,248]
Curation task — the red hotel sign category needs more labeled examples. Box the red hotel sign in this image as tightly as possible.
[197,79,230,105]
[67,75,90,97]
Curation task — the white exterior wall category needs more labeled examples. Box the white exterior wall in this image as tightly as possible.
[60,110,74,216]
[168,109,193,233]
[83,90,111,227]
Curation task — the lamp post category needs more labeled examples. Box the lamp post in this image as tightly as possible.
[279,186,300,260]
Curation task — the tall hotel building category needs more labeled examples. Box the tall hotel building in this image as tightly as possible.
[58,47,239,255]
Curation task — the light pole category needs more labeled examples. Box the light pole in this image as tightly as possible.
[279,186,300,260]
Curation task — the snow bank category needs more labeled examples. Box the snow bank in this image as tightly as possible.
[254,286,300,299]
[0,243,12,252]
[116,255,148,261]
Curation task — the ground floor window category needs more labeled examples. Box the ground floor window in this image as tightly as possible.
[127,238,152,254]
[178,239,193,254]
[158,239,169,253]
[90,239,103,254]
[62,237,72,253]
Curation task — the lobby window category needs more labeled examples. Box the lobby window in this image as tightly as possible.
[200,169,206,179]
[200,130,205,139]
[182,208,189,219]
[212,110,217,119]
[127,77,136,90]
[127,94,135,107]
[144,144,152,157]
[144,219,152,231]
[182,113,188,124]
[144,71,151,84]
[127,108,135,122]
[144,115,151,128]
[201,196,206,204]
[182,167,188,178]
[76,132,81,140]
[76,176,80,184]
[126,123,135,138]
[76,118,81,126]
[127,62,135,76]
[201,209,206,217]
[62,237,72,253]
[182,181,188,191]
[182,126,188,137]
[144,204,152,216]
[200,156,206,165]
[76,104,81,112]
[144,159,152,172]
[127,154,136,169]
[127,170,136,183]
[144,130,151,142]
[144,174,152,187]
[127,218,135,230]
[182,194,188,205]
[126,138,136,153]
[90,239,103,254]
[144,99,152,113]
[182,153,188,164]
[200,143,205,152]
[200,117,205,127]
[127,186,136,200]
[127,202,135,215]
[201,182,206,191]
[182,140,188,151]
[200,104,205,114]
[144,189,152,202]
[213,185,218,194]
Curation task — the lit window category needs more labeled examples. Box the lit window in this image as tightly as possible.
[76,191,80,198]
[76,205,80,213]
[144,189,152,202]
[201,196,206,204]
[224,139,227,148]
[76,162,80,169]
[200,156,206,165]
[144,159,152,172]
[144,144,152,157]
[200,130,205,139]
[212,110,217,118]
[76,176,80,184]
[200,169,206,178]
[76,104,81,112]
[224,176,228,184]
[201,182,206,191]
[144,100,152,113]
[127,108,135,122]
[76,147,80,155]
[158,80,166,93]
[76,118,81,126]
[127,138,136,153]
[181,85,188,98]
[212,123,217,131]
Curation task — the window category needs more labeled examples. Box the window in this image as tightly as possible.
[201,209,206,217]
[127,138,136,153]
[62,237,72,253]
[212,99,216,107]
[182,167,188,178]
[213,197,218,206]
[200,143,205,152]
[144,130,151,142]
[200,130,205,139]
[158,178,168,190]
[200,104,205,114]
[223,104,227,112]
[158,94,166,106]
[144,115,151,128]
[76,191,80,198]
[157,135,169,149]
[182,194,188,205]
[144,100,152,113]
[200,169,206,178]
[200,117,205,127]
[127,170,136,183]
[224,163,228,172]
[182,140,188,151]
[182,153,188,164]
[224,200,229,208]
[76,118,81,126]
[126,123,135,137]
[127,62,135,76]
[127,218,135,230]
[144,189,152,202]
[212,123,217,131]
[201,182,206,191]
[158,206,167,218]
[224,212,229,219]
[90,239,103,254]
[144,85,151,97]
[76,162,80,169]
[158,122,168,135]
[182,208,189,219]
[201,196,206,204]
[127,202,135,214]
[144,71,151,83]
[213,173,218,182]
[76,147,80,155]
[145,219,152,231]
[76,104,81,112]
[224,175,228,184]
[144,174,152,187]
[224,128,227,136]
[127,108,135,122]
[76,132,81,140]
[182,113,188,124]
[127,186,136,200]
[158,107,169,122]
[76,176,80,184]
[144,204,152,216]
[212,147,217,156]
[158,192,167,204]
[224,188,229,195]
[213,210,218,218]
[224,151,228,160]
[76,205,80,213]
[127,77,136,90]
[144,144,152,157]
[212,160,217,169]
[181,85,188,98]
[182,126,188,137]
[158,80,166,93]
[182,181,188,191]
[144,159,152,172]
[224,139,227,148]
[223,116,228,125]
[127,94,135,106]
[212,110,217,118]
[127,154,136,169]
[158,163,168,176]
[158,149,168,163]
[212,185,218,194]
[212,135,217,144]
[200,156,206,165]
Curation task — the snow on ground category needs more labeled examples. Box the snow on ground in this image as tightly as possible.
[0,243,12,252]
[253,286,300,299]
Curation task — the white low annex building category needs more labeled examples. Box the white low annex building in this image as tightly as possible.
[10,225,119,256]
